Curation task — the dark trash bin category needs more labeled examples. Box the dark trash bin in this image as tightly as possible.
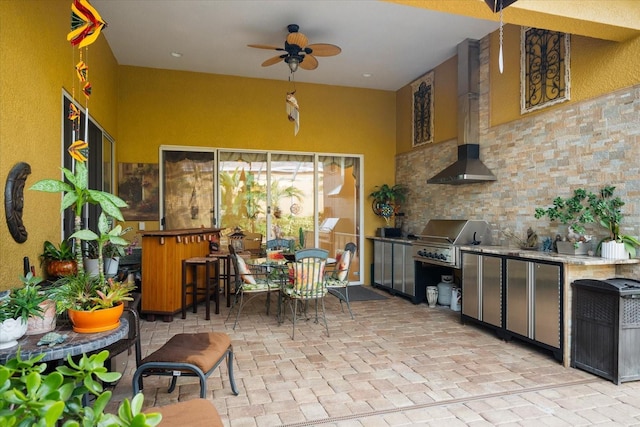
[571,278,640,384]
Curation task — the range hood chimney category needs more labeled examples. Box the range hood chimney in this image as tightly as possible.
[428,39,496,185]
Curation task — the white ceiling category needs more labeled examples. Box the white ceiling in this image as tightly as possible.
[92,0,500,91]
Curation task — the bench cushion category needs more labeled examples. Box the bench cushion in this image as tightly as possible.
[141,332,231,373]
[152,398,223,427]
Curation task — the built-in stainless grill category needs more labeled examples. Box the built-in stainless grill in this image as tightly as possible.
[412,219,491,268]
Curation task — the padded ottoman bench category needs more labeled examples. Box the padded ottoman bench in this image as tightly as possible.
[150,398,223,427]
[132,332,239,398]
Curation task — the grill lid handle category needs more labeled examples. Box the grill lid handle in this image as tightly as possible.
[418,235,454,244]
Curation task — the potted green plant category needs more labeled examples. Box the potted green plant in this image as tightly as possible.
[0,350,161,426]
[535,186,640,258]
[589,185,640,258]
[30,158,128,272]
[40,240,77,279]
[534,188,596,255]
[80,215,132,279]
[0,273,45,349]
[31,145,134,332]
[48,272,135,333]
[369,184,408,237]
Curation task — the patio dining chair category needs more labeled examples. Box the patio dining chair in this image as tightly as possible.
[325,242,357,319]
[225,245,280,330]
[281,248,329,339]
[266,238,292,251]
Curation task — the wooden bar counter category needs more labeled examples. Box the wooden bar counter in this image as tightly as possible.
[141,228,221,321]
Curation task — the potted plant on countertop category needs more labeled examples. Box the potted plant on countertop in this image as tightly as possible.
[590,185,640,259]
[0,350,161,426]
[535,185,640,258]
[0,273,45,349]
[534,188,595,255]
[369,183,408,237]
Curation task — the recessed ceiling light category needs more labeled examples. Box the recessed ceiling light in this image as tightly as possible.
[362,73,372,78]
[170,52,183,58]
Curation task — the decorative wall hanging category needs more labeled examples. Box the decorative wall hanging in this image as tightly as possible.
[4,162,31,243]
[118,163,159,221]
[521,28,570,114]
[410,71,434,147]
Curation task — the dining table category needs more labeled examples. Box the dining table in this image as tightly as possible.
[246,255,336,323]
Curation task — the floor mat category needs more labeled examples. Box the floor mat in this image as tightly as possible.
[329,285,388,302]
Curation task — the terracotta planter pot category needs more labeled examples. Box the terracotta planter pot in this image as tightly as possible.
[26,299,57,335]
[46,260,77,279]
[67,303,124,333]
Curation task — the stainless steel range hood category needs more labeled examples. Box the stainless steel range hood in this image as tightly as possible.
[428,39,496,185]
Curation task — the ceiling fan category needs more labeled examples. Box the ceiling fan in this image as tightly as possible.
[248,24,341,72]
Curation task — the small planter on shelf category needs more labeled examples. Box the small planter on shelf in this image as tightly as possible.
[0,273,46,348]
[600,240,628,259]
[556,241,590,256]
[369,183,408,239]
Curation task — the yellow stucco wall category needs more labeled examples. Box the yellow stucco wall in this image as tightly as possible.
[0,0,118,287]
[116,67,397,281]
[0,1,395,289]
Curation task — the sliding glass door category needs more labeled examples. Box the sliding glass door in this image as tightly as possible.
[218,151,361,282]
[159,147,362,282]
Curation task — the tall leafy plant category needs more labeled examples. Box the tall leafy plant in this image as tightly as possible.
[30,161,127,271]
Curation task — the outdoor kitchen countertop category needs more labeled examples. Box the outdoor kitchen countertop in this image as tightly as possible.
[367,236,415,244]
[459,244,640,265]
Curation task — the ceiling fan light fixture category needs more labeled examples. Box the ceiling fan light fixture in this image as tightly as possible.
[286,56,300,73]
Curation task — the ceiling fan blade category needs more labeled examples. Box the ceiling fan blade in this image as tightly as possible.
[307,43,341,57]
[262,55,285,67]
[248,44,284,51]
[300,54,318,70]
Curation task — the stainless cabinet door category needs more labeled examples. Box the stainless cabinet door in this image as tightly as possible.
[392,243,404,293]
[481,255,502,327]
[534,263,561,348]
[373,240,384,286]
[506,259,528,337]
[383,242,393,288]
[462,253,479,319]
[404,247,415,297]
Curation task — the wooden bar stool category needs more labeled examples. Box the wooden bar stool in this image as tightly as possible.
[181,257,219,320]
[208,252,232,308]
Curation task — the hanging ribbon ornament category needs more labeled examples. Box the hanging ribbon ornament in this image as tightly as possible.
[67,0,107,48]
[286,91,300,136]
[68,103,80,122]
[66,0,106,164]
[68,140,89,163]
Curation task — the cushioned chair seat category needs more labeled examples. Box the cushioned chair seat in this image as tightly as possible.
[132,332,239,398]
[324,242,357,319]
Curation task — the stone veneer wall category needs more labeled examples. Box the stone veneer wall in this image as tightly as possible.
[397,36,640,273]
